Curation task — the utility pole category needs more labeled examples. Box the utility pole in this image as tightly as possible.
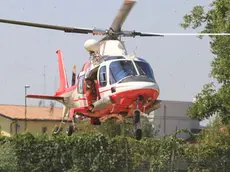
[53,76,57,106]
[171,126,177,172]
[164,105,166,134]
[24,85,30,131]
[54,76,57,91]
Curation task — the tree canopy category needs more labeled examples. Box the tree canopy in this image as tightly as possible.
[180,0,230,123]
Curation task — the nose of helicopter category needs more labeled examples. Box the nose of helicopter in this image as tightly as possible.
[117,75,159,93]
[118,75,156,84]
[109,75,160,105]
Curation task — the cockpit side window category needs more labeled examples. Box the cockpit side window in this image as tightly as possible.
[99,66,107,87]
[134,61,155,81]
[78,75,85,94]
[109,60,137,84]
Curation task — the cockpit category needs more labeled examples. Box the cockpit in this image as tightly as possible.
[98,57,156,87]
[77,56,156,94]
[109,60,137,84]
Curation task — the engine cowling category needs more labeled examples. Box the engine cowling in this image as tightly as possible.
[84,39,100,53]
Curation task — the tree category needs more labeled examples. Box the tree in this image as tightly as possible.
[180,0,230,123]
[77,116,158,138]
[96,117,157,138]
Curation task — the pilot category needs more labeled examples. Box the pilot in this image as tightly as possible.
[85,78,97,111]
[113,61,131,81]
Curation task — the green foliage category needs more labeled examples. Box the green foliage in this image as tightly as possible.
[77,116,157,139]
[0,132,187,172]
[0,128,230,171]
[182,125,230,171]
[96,119,126,138]
[181,0,230,122]
[180,6,206,29]
[188,83,220,121]
[0,137,17,172]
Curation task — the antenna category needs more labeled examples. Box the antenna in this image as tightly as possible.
[54,76,57,91]
[133,45,138,56]
[53,76,57,106]
[43,66,46,107]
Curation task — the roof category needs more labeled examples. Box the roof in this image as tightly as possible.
[0,104,67,121]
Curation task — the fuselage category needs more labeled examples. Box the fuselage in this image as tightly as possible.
[59,54,160,119]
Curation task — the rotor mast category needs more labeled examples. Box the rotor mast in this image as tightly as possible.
[97,0,136,56]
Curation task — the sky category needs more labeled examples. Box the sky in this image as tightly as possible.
[0,0,216,109]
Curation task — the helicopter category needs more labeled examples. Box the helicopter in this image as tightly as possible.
[0,0,221,140]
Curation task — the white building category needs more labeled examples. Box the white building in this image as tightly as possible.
[149,100,201,139]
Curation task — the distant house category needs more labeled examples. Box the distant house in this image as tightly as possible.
[0,104,72,137]
[149,100,201,139]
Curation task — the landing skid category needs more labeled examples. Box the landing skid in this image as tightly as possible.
[91,117,101,125]
[66,115,77,136]
[67,125,74,136]
[57,95,146,140]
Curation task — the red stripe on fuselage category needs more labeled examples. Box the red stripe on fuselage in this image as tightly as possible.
[99,85,127,94]
[73,97,86,101]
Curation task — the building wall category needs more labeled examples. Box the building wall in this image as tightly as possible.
[0,116,12,136]
[0,116,72,136]
[149,100,200,139]
[12,120,71,136]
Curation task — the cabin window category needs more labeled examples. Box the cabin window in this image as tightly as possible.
[99,66,107,87]
[16,123,20,130]
[109,60,137,84]
[134,61,155,81]
[78,75,85,94]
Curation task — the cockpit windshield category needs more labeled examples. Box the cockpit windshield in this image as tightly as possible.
[134,61,155,81]
[109,60,137,84]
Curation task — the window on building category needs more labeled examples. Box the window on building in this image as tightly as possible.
[15,123,20,133]
[99,66,107,87]
[16,123,20,129]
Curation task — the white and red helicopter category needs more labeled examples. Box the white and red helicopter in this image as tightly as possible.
[0,0,217,140]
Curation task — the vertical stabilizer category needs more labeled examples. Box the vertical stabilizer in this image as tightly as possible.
[56,50,69,94]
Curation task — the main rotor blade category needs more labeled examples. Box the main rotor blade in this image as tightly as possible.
[123,32,230,37]
[110,0,136,32]
[0,18,94,34]
[145,33,230,36]
[137,33,164,37]
[121,31,164,37]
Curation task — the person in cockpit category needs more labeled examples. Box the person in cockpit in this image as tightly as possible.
[110,60,136,83]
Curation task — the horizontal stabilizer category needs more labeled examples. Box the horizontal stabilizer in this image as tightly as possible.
[26,94,64,102]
